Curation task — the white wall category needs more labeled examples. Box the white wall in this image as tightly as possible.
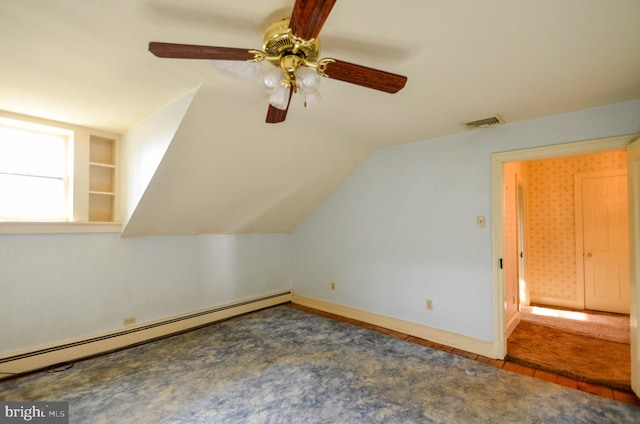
[291,99,640,342]
[3,99,639,359]
[0,232,290,355]
[120,88,198,231]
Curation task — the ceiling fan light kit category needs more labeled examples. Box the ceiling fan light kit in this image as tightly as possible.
[148,0,408,123]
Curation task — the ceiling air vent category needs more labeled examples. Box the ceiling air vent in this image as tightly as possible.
[463,115,504,129]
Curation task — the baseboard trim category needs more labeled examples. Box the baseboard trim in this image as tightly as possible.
[505,311,520,339]
[529,295,582,310]
[292,294,496,358]
[0,291,292,377]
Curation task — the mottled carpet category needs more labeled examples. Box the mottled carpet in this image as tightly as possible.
[520,305,630,344]
[1,306,638,423]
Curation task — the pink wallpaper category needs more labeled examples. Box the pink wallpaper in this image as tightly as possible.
[521,150,626,306]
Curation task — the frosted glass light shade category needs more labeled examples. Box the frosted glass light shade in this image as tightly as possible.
[296,67,321,93]
[269,84,291,110]
[300,90,321,108]
[263,69,284,92]
[212,60,264,80]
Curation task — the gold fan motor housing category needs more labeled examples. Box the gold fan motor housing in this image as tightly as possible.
[262,18,320,66]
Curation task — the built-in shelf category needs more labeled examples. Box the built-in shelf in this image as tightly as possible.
[89,136,117,222]
[89,162,116,168]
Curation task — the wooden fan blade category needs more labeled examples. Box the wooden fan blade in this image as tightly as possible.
[266,88,294,124]
[289,0,337,41]
[149,42,255,60]
[321,59,407,93]
[266,105,288,124]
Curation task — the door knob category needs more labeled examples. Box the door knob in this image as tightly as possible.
[586,252,592,258]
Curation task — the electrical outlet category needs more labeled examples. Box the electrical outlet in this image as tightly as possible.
[426,299,433,310]
[123,317,136,326]
[331,282,336,290]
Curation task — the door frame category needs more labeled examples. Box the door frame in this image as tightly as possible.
[516,181,528,307]
[491,134,638,359]
[625,137,640,394]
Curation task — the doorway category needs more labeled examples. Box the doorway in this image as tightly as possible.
[509,157,628,314]
[491,135,637,352]
[491,134,638,394]
[504,155,630,389]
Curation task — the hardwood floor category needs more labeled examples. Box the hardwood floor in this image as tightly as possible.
[284,303,640,407]
[507,319,630,390]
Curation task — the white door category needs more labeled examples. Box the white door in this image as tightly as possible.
[626,137,640,396]
[581,172,630,313]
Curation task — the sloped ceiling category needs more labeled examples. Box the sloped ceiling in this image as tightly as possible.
[1,1,640,235]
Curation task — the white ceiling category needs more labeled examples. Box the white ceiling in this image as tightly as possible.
[2,1,640,235]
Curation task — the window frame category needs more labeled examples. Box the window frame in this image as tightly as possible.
[0,111,121,234]
[0,117,74,222]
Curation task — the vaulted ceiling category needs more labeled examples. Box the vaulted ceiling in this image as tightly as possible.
[2,1,639,235]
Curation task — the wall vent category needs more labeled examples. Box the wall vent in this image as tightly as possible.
[463,115,504,129]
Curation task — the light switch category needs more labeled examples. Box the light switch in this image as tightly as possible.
[477,216,486,228]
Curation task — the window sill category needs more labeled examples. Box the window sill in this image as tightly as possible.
[0,221,121,234]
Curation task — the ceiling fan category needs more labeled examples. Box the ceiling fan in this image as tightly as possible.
[148,0,408,124]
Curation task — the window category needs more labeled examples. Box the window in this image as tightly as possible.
[0,118,73,221]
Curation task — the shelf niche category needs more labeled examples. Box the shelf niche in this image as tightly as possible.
[89,136,117,222]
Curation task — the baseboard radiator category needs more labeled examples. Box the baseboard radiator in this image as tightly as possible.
[0,291,292,378]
